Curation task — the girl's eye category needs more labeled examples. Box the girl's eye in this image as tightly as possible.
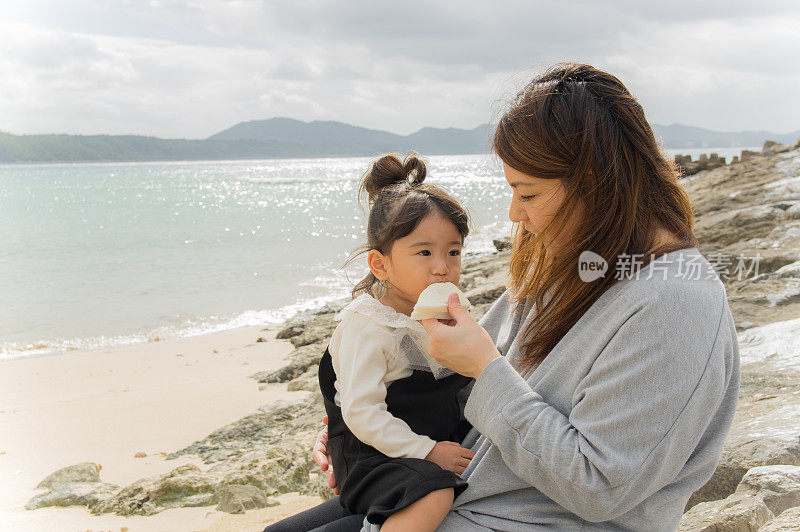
[417,250,460,256]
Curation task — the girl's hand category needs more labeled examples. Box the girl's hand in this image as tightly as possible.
[312,416,339,495]
[424,441,476,476]
[421,293,501,379]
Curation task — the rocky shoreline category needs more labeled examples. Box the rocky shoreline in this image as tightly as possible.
[27,140,800,530]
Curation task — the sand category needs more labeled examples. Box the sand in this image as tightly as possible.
[0,325,324,531]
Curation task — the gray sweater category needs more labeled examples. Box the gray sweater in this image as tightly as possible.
[438,247,740,531]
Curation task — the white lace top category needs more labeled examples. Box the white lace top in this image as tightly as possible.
[328,293,453,460]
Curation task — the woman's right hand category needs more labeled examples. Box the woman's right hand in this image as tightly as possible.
[313,416,339,495]
[425,440,475,476]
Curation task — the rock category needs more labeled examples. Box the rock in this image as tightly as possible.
[167,393,326,466]
[493,238,512,251]
[690,439,800,509]
[216,484,275,514]
[466,285,507,305]
[134,452,147,458]
[26,481,120,511]
[207,442,327,499]
[680,465,800,531]
[759,506,800,530]
[34,462,101,489]
[256,337,267,342]
[251,344,325,384]
[276,325,304,340]
[738,465,800,516]
[93,463,221,516]
[679,494,773,531]
[314,301,345,315]
[741,150,759,162]
[675,152,728,176]
[286,368,318,392]
[763,141,792,155]
[290,329,328,348]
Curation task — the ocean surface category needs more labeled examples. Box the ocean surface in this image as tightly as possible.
[0,148,755,360]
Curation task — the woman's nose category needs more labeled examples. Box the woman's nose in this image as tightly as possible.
[508,200,528,223]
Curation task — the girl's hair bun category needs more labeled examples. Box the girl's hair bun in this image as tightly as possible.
[360,153,427,205]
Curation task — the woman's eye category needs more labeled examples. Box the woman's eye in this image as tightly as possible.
[519,195,536,201]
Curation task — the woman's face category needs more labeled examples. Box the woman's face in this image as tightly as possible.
[503,162,576,255]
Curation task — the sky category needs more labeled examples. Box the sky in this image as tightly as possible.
[2,0,799,139]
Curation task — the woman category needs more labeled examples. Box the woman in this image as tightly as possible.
[268,63,740,531]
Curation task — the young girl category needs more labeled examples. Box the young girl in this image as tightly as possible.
[318,153,475,531]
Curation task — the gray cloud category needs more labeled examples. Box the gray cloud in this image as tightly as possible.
[1,1,799,138]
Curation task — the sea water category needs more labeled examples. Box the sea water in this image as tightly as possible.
[0,148,755,359]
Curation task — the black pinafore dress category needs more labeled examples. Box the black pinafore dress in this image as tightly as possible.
[318,346,473,526]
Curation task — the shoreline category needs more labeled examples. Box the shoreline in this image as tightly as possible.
[0,324,323,531]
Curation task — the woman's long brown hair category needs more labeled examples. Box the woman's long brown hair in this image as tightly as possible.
[493,63,698,375]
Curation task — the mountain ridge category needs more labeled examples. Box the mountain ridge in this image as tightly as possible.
[1,118,797,163]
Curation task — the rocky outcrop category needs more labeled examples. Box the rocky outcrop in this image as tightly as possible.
[25,463,120,511]
[675,153,728,176]
[680,465,800,531]
[675,143,800,529]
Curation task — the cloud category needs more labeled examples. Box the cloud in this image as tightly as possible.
[1,1,799,137]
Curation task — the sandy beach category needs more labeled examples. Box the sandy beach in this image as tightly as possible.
[0,325,323,531]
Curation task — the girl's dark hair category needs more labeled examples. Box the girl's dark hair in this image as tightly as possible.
[493,62,698,374]
[344,152,471,299]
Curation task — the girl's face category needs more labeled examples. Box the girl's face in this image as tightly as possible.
[504,162,577,256]
[368,211,463,316]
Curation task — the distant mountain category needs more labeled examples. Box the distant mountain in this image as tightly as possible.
[210,117,404,146]
[0,119,796,163]
[209,117,491,155]
[652,123,800,149]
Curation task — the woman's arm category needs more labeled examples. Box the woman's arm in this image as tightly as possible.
[462,292,739,522]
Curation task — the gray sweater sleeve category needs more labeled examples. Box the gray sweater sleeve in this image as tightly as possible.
[463,284,737,522]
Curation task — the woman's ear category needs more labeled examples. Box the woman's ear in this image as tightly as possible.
[367,249,389,281]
